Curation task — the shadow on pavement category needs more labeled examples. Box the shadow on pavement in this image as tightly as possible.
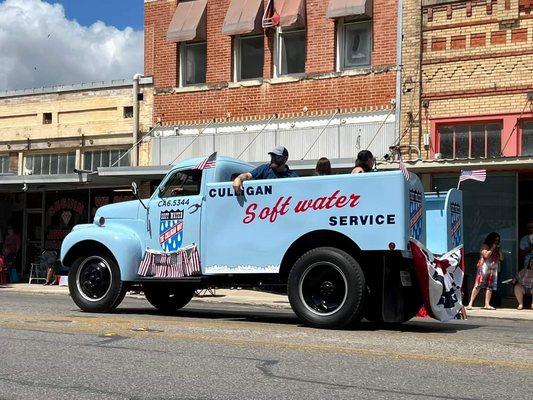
[106,303,482,333]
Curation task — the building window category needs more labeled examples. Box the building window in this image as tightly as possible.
[234,35,264,81]
[0,155,10,174]
[522,121,533,156]
[25,152,76,175]
[84,149,131,170]
[180,41,207,86]
[438,123,502,159]
[123,106,133,118]
[275,28,306,77]
[43,113,52,124]
[337,19,371,71]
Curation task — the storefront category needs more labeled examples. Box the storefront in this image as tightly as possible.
[419,161,533,304]
[0,168,167,278]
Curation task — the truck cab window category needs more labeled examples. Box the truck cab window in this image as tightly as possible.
[159,169,202,198]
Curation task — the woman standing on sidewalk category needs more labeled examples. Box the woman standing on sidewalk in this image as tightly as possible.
[466,232,503,310]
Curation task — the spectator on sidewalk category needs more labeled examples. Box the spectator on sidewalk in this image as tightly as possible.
[513,257,533,310]
[466,232,503,310]
[3,227,21,281]
[519,221,533,269]
[232,146,298,194]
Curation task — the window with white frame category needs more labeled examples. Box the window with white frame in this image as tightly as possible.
[275,28,306,77]
[234,35,264,81]
[0,155,10,174]
[84,149,131,170]
[337,19,372,71]
[25,152,76,175]
[438,123,502,159]
[180,41,207,86]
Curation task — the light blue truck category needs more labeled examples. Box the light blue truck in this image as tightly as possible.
[61,156,462,328]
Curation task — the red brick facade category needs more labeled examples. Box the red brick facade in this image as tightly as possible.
[144,0,398,125]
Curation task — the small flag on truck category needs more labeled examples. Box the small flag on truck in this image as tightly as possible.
[459,169,486,183]
[399,156,410,181]
[195,152,217,170]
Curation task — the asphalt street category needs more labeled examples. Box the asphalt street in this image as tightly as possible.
[0,291,531,400]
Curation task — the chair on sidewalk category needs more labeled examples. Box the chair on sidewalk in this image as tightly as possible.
[28,262,47,285]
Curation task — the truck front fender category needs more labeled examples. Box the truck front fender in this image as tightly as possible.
[61,223,143,282]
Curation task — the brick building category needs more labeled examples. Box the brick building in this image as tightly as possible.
[400,0,533,302]
[144,0,401,169]
[0,78,154,276]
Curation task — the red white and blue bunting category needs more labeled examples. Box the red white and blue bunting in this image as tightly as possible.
[138,245,201,278]
[410,238,464,322]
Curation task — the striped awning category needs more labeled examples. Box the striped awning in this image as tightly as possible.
[222,0,264,36]
[326,0,373,19]
[166,0,208,43]
[274,0,306,29]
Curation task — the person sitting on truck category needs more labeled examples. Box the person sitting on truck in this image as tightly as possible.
[232,146,298,194]
[351,150,375,174]
[315,157,332,176]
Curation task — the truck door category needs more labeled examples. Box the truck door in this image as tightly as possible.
[147,169,203,252]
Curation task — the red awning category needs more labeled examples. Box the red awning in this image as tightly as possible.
[222,0,264,36]
[166,0,208,43]
[326,0,373,19]
[274,0,306,29]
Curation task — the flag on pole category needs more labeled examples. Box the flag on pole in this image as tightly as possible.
[459,169,486,183]
[195,152,217,170]
[399,156,410,181]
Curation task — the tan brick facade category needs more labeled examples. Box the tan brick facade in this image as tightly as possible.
[0,81,154,172]
[400,0,533,160]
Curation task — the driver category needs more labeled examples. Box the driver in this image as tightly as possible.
[232,146,298,195]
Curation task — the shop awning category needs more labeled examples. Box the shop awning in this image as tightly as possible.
[326,0,373,19]
[166,0,207,43]
[275,0,306,29]
[222,0,264,36]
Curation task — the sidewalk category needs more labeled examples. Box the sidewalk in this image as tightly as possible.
[1,283,532,321]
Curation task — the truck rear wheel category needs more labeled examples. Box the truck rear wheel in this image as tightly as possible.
[68,254,127,313]
[288,247,366,329]
[143,284,195,313]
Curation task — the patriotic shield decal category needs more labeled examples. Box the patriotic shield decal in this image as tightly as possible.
[159,209,184,252]
[450,202,462,248]
[409,189,423,240]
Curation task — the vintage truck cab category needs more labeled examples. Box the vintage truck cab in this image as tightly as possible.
[61,156,461,328]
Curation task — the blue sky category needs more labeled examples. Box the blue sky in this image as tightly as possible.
[0,0,144,90]
[49,0,144,30]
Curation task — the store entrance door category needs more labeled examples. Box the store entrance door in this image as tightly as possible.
[22,209,44,277]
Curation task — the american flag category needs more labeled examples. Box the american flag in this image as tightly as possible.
[399,156,410,181]
[195,152,217,170]
[459,169,486,183]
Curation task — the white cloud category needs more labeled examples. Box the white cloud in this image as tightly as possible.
[0,0,143,91]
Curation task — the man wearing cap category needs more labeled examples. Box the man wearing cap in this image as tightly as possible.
[232,146,298,194]
[351,150,375,174]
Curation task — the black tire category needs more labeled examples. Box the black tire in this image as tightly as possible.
[288,247,366,329]
[68,253,127,313]
[143,284,195,313]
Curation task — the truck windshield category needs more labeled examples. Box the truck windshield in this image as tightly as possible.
[159,169,202,198]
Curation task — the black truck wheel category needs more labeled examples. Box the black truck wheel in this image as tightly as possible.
[68,254,127,312]
[143,284,195,313]
[288,247,366,329]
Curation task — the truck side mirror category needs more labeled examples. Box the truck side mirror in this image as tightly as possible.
[131,181,148,210]
[131,182,138,196]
